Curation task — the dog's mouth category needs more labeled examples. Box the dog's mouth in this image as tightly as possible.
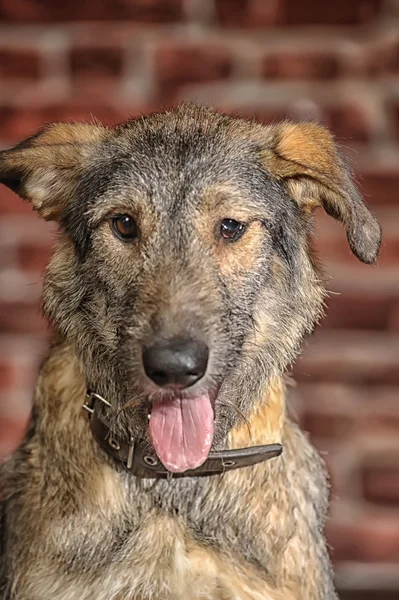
[148,390,216,473]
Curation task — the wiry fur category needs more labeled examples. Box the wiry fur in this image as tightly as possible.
[0,104,381,599]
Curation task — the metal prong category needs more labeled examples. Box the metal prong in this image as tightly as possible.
[127,437,134,470]
[87,391,112,408]
[82,403,94,415]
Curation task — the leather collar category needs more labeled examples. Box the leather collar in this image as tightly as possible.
[84,390,283,479]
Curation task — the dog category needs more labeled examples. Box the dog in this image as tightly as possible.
[0,104,381,599]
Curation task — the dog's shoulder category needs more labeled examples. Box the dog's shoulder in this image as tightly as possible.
[277,419,337,599]
[283,418,330,519]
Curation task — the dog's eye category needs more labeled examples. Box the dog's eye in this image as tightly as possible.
[111,215,138,241]
[220,219,246,242]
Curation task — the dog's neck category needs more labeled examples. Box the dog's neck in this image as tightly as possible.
[229,379,286,448]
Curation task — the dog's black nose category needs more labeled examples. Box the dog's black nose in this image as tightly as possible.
[142,338,209,389]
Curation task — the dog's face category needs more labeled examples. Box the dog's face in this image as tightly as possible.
[0,105,381,472]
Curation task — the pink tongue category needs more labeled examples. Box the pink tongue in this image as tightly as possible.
[149,395,214,473]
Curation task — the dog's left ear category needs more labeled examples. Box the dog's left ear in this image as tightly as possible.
[0,122,107,221]
[265,122,382,264]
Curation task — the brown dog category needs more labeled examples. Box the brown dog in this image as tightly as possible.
[0,104,381,599]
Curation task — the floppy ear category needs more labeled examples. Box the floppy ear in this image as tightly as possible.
[0,122,107,221]
[265,122,382,264]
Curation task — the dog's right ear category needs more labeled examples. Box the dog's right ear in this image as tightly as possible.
[0,123,107,221]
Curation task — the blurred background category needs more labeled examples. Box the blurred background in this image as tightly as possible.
[0,1,398,598]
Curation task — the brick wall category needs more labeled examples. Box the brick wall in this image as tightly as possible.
[0,1,399,596]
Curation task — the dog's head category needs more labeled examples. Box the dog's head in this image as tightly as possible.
[0,105,381,472]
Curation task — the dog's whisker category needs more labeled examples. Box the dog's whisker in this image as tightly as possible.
[109,397,145,428]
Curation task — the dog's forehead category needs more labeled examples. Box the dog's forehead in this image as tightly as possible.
[88,117,279,216]
[114,119,255,178]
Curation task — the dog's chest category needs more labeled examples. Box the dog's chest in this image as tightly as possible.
[2,421,333,600]
[3,417,329,600]
[27,510,283,600]
[21,472,288,600]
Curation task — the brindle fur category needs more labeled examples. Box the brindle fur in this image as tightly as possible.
[0,104,381,599]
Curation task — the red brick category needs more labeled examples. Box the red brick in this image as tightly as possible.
[70,44,124,79]
[262,51,340,80]
[215,0,279,27]
[326,523,365,563]
[215,0,383,27]
[0,361,37,399]
[0,215,54,251]
[0,106,46,143]
[368,38,399,75]
[323,295,392,330]
[0,361,15,389]
[0,415,29,461]
[337,584,399,600]
[0,0,183,22]
[294,331,399,384]
[0,47,41,79]
[0,338,46,379]
[155,44,233,99]
[304,383,399,417]
[325,103,373,143]
[313,225,399,268]
[389,303,399,331]
[327,518,399,562]
[297,382,360,439]
[0,187,34,215]
[319,264,399,318]
[362,399,399,436]
[0,105,143,144]
[362,466,399,505]
[17,242,53,272]
[359,171,399,207]
[47,104,137,125]
[379,237,399,265]
[279,0,384,25]
[393,103,399,142]
[303,410,355,439]
[0,302,46,334]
